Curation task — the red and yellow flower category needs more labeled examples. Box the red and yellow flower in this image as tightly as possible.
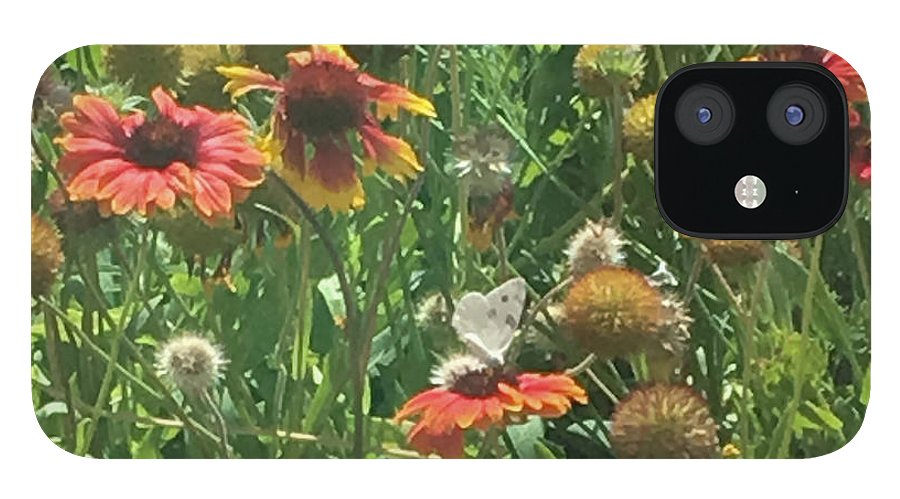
[217,45,436,212]
[55,87,265,222]
[395,354,587,458]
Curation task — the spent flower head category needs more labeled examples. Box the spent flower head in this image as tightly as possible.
[156,333,228,394]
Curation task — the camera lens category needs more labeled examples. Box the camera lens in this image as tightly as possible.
[785,105,805,126]
[767,84,826,145]
[697,107,712,124]
[675,84,735,145]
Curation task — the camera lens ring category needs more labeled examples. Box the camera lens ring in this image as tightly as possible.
[675,83,735,146]
[767,83,827,145]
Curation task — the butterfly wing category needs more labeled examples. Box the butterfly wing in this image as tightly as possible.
[452,278,527,365]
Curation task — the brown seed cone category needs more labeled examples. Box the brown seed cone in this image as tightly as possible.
[611,384,720,458]
[562,266,690,360]
[574,45,646,98]
[179,45,245,110]
[153,209,244,257]
[623,93,657,163]
[48,189,116,256]
[32,213,64,297]
[104,45,183,95]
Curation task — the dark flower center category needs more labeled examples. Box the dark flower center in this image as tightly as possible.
[125,118,198,168]
[450,366,519,397]
[286,94,365,137]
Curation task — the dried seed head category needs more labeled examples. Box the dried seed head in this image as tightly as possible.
[105,45,183,95]
[452,124,516,198]
[566,219,626,277]
[623,93,657,163]
[156,333,227,394]
[562,266,689,361]
[611,384,719,458]
[31,213,64,298]
[574,45,646,98]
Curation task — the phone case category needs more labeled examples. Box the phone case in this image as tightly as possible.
[30,45,870,459]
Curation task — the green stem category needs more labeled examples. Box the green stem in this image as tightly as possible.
[41,301,77,452]
[293,218,313,383]
[846,210,871,303]
[77,233,148,455]
[779,236,834,458]
[652,45,668,85]
[707,257,764,458]
[202,390,232,458]
[449,45,463,135]
[353,175,427,457]
[610,85,626,225]
[477,427,500,458]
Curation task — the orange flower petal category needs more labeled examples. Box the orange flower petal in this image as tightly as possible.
[359,122,423,180]
[359,73,436,118]
[408,424,465,459]
[61,95,127,145]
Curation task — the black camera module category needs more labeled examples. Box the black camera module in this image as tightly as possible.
[674,83,735,145]
[767,83,827,145]
[655,62,848,239]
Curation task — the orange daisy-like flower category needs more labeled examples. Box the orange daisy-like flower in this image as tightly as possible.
[217,45,436,212]
[395,355,587,458]
[56,87,265,222]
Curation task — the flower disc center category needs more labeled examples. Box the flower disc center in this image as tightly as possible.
[126,118,198,168]
[450,366,518,397]
[286,93,365,137]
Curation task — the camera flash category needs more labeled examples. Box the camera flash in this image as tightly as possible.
[735,175,766,209]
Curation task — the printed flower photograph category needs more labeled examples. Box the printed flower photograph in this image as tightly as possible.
[31,45,870,458]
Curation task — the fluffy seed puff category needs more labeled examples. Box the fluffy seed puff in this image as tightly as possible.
[562,266,691,364]
[610,384,719,458]
[566,218,626,278]
[156,333,228,395]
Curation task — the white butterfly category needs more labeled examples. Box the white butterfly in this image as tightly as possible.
[451,277,527,366]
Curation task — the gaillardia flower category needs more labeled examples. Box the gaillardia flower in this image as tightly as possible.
[395,354,587,458]
[610,384,719,458]
[218,45,436,212]
[562,266,690,362]
[566,218,626,277]
[56,87,265,222]
[156,333,227,394]
[31,213,64,298]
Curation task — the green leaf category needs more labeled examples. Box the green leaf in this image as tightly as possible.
[803,401,844,432]
[860,366,870,405]
[170,273,203,297]
[504,417,544,459]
